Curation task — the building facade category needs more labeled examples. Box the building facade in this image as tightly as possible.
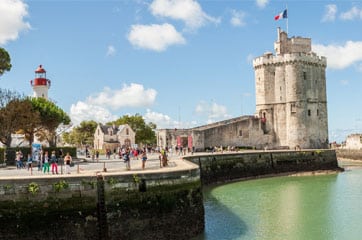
[93,124,135,150]
[157,28,329,150]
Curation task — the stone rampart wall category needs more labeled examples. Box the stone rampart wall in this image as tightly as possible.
[0,168,204,240]
[184,150,340,185]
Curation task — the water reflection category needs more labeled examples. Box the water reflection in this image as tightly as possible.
[196,169,362,240]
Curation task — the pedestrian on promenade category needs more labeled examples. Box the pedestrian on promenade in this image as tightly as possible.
[15,152,24,169]
[141,149,147,170]
[43,151,50,173]
[64,152,72,174]
[38,150,43,171]
[50,151,58,174]
[124,148,131,170]
[26,153,32,171]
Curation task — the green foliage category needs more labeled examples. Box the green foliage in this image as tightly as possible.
[28,182,39,195]
[62,120,97,147]
[0,148,4,163]
[53,180,69,192]
[81,179,97,189]
[107,177,119,186]
[108,114,157,145]
[29,98,70,147]
[0,98,41,147]
[0,48,11,77]
[133,174,140,184]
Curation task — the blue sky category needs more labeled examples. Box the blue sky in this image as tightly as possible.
[1,0,362,143]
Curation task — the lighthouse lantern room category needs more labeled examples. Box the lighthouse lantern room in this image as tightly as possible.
[30,65,51,99]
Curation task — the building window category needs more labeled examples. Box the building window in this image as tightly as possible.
[291,103,296,113]
[126,129,129,135]
[308,109,311,116]
[317,109,319,116]
[303,71,307,80]
[239,130,243,137]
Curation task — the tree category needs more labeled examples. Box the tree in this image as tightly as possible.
[62,120,97,147]
[0,99,40,147]
[108,114,157,146]
[0,48,11,78]
[0,88,23,109]
[30,97,71,147]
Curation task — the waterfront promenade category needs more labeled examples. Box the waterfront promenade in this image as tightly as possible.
[0,152,198,179]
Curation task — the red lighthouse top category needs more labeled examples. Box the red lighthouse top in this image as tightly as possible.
[30,64,51,88]
[35,65,46,74]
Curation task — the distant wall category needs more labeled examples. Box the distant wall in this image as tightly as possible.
[0,168,203,240]
[184,150,340,185]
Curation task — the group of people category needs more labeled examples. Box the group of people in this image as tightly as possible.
[119,147,148,170]
[15,150,73,174]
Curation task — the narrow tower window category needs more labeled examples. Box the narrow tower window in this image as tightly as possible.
[291,103,296,113]
[303,71,307,80]
[308,109,311,116]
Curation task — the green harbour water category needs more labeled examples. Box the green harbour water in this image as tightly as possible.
[196,163,362,240]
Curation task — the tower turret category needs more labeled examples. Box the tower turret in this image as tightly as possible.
[253,28,328,149]
[30,65,51,99]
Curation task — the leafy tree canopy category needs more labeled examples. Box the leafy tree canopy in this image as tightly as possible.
[0,48,11,77]
[29,97,71,146]
[0,88,23,109]
[0,98,40,147]
[62,120,97,147]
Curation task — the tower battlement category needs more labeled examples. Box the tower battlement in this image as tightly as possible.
[253,52,326,69]
[253,28,329,149]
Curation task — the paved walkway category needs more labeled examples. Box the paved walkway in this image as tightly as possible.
[0,153,199,179]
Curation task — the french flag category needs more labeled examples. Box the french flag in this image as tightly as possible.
[274,9,287,20]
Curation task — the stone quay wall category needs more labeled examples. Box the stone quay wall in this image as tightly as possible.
[0,168,204,240]
[184,149,340,185]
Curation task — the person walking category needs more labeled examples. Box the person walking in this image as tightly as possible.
[50,151,58,174]
[26,153,33,171]
[141,149,147,170]
[15,152,22,169]
[64,152,72,174]
[124,148,131,170]
[43,151,50,173]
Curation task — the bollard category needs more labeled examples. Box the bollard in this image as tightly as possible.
[103,162,107,172]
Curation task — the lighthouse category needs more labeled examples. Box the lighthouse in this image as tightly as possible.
[30,65,51,99]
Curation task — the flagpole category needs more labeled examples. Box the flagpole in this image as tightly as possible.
[286,4,288,35]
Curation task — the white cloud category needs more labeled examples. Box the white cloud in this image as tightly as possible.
[149,0,220,30]
[87,83,157,109]
[256,0,269,8]
[230,10,246,27]
[144,109,198,129]
[322,4,337,22]
[340,6,362,20]
[144,109,175,128]
[127,23,185,51]
[0,0,30,45]
[195,101,231,122]
[313,41,362,69]
[69,83,157,126]
[70,101,118,126]
[106,45,116,56]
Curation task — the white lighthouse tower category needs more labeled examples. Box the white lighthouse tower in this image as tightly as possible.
[30,65,51,99]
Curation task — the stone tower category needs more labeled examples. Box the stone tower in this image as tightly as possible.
[253,28,328,149]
